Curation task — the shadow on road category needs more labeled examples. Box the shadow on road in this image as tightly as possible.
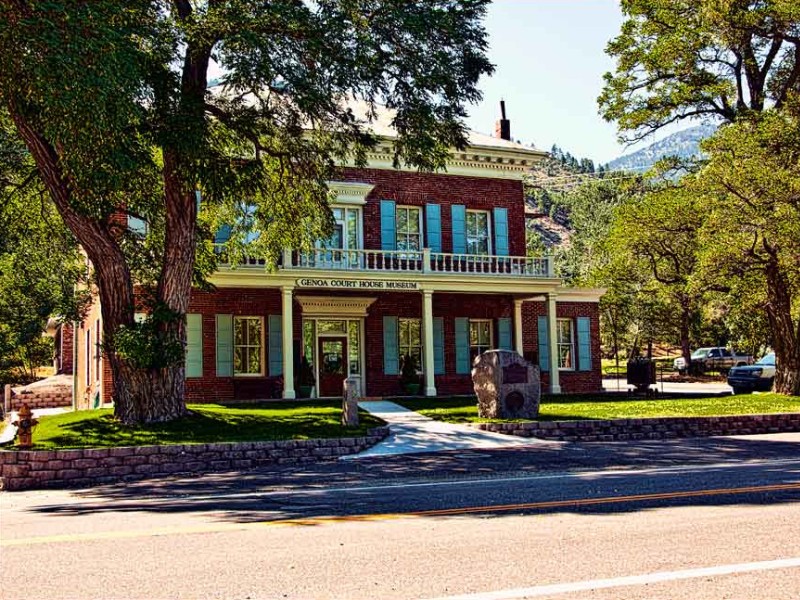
[27,435,800,523]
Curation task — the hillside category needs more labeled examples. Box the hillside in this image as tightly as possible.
[604,122,717,172]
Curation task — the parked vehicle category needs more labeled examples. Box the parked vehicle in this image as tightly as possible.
[673,347,753,375]
[727,353,776,394]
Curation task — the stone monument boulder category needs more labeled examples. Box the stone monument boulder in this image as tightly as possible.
[472,350,540,419]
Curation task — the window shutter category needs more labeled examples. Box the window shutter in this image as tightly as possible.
[426,204,442,252]
[433,317,445,375]
[380,200,397,251]
[577,317,592,372]
[383,316,399,375]
[128,215,147,236]
[215,224,232,244]
[451,205,466,254]
[186,313,203,378]
[268,315,283,376]
[215,314,233,377]
[195,190,202,215]
[498,318,512,350]
[455,317,470,374]
[537,316,550,372]
[493,207,509,256]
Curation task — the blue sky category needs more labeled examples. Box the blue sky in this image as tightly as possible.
[466,0,632,164]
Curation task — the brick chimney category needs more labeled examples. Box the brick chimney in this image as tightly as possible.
[495,100,511,141]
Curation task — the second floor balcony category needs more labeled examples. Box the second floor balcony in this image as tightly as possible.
[215,245,554,278]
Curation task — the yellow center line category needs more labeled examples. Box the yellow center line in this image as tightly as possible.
[4,482,800,547]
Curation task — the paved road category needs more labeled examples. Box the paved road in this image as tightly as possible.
[3,434,800,599]
[602,377,733,395]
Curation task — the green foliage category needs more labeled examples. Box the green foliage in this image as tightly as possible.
[113,304,185,370]
[600,0,800,142]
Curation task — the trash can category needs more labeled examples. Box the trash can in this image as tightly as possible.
[626,358,656,394]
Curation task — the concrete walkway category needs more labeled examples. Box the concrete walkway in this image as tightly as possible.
[348,400,548,459]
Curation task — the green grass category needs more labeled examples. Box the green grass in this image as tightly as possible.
[398,393,800,424]
[17,402,385,450]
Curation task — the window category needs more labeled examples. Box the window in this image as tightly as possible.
[233,317,263,376]
[469,319,492,361]
[557,319,574,370]
[396,206,422,252]
[94,319,101,382]
[398,318,422,373]
[323,207,361,251]
[85,329,91,386]
[466,210,491,255]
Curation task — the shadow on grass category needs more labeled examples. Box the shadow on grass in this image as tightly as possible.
[24,434,800,524]
[31,402,384,450]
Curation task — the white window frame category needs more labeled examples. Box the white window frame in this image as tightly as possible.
[396,205,423,253]
[557,318,575,371]
[398,318,423,374]
[466,209,492,256]
[320,205,363,250]
[233,316,265,377]
[469,319,493,360]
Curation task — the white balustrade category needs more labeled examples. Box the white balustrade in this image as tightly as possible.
[214,244,551,278]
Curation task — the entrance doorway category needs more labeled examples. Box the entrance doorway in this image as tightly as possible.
[318,337,348,397]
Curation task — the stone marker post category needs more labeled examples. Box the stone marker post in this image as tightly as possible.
[342,377,360,427]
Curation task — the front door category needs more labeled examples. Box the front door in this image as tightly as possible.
[318,337,348,397]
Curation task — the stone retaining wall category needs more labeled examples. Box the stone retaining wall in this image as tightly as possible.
[10,390,72,411]
[475,413,800,441]
[0,427,389,491]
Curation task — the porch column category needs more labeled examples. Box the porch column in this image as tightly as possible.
[513,299,524,355]
[546,292,561,394]
[422,290,437,397]
[281,286,296,399]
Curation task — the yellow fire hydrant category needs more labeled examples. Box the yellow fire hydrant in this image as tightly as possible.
[13,404,37,449]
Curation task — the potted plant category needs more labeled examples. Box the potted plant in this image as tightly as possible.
[296,356,316,398]
[400,353,421,395]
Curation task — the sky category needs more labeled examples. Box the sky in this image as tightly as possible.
[465,0,631,164]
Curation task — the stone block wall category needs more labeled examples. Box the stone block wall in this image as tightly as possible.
[0,427,389,491]
[475,413,800,441]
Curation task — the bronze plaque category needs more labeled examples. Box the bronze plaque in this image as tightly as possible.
[503,363,528,384]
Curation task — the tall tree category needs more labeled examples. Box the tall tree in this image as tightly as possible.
[599,0,800,141]
[0,1,493,423]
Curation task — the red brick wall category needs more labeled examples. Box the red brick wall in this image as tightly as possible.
[56,323,74,375]
[521,300,603,393]
[340,168,526,256]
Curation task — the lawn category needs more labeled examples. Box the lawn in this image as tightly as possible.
[15,402,384,450]
[398,393,800,424]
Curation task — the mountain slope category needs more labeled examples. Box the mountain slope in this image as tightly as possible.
[605,122,717,172]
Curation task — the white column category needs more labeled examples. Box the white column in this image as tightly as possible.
[513,299,524,355]
[422,290,437,397]
[547,292,561,394]
[281,286,296,399]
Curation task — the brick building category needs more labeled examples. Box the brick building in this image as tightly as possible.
[74,105,604,406]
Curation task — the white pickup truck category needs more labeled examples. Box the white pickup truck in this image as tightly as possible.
[673,347,753,375]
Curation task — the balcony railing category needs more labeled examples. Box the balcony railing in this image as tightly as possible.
[214,245,553,278]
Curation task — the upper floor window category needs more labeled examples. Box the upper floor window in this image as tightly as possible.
[469,319,492,361]
[234,316,263,376]
[396,206,422,252]
[466,210,491,255]
[557,318,574,370]
[323,206,362,251]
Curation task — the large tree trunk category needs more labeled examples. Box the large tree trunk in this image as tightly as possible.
[764,259,800,396]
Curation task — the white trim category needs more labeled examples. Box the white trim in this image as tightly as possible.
[295,296,377,317]
[327,181,375,205]
[556,318,575,371]
[303,316,366,398]
[396,205,424,253]
[468,318,493,358]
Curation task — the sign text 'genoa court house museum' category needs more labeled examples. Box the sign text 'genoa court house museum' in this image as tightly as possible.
[69,105,604,406]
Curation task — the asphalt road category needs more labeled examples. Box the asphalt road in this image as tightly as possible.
[3,434,800,599]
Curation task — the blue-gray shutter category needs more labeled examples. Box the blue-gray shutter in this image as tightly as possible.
[268,315,283,376]
[215,314,233,377]
[426,204,442,252]
[383,316,399,375]
[493,207,509,256]
[185,313,203,378]
[433,317,445,375]
[537,316,550,372]
[498,318,512,350]
[451,205,466,254]
[127,215,147,236]
[455,317,470,374]
[380,200,397,251]
[214,224,232,244]
[195,190,202,215]
[577,317,592,372]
